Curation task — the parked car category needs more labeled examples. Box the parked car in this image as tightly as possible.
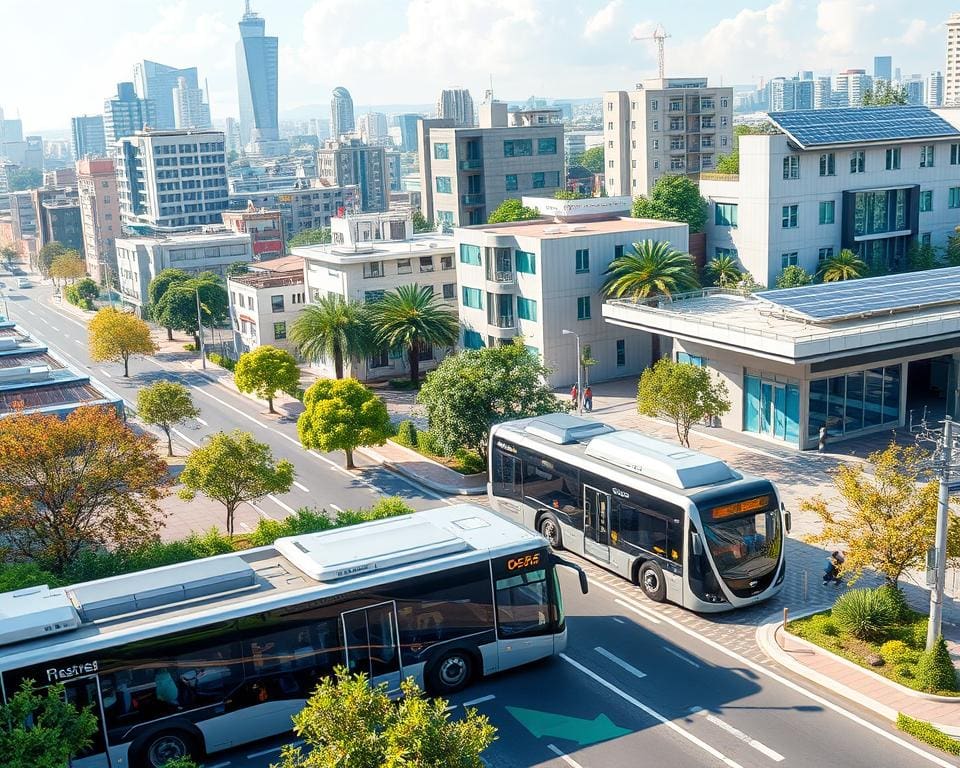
[17,277,31,288]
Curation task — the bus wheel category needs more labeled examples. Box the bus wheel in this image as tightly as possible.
[136,730,200,768]
[428,649,474,695]
[639,562,667,603]
[539,514,563,549]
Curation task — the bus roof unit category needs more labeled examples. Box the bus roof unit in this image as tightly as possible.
[0,585,81,646]
[523,413,616,445]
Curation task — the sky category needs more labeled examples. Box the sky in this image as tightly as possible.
[0,0,957,132]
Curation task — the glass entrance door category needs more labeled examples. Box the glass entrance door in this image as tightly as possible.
[583,485,611,562]
[342,602,402,694]
[745,375,800,445]
[63,675,111,767]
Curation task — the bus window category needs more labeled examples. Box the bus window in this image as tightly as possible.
[491,445,522,500]
[612,499,684,563]
[518,450,582,525]
[495,569,551,638]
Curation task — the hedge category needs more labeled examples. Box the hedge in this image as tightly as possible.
[896,713,960,756]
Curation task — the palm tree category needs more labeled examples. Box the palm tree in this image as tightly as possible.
[367,284,459,385]
[290,295,372,378]
[818,249,868,282]
[704,254,742,288]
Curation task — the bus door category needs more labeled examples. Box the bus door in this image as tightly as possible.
[583,485,611,562]
[62,674,112,768]
[342,602,402,695]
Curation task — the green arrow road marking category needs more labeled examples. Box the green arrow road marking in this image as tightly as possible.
[506,706,631,747]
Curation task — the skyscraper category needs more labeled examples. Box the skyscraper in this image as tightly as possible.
[947,13,960,106]
[927,71,945,107]
[71,115,106,159]
[331,87,355,138]
[437,88,475,127]
[134,60,199,130]
[834,69,871,107]
[873,55,892,82]
[104,82,156,146]
[395,113,420,152]
[172,77,212,129]
[359,112,388,144]
[236,2,280,151]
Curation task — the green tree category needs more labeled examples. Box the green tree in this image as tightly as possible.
[637,358,731,447]
[298,378,393,469]
[412,210,434,233]
[137,380,200,456]
[714,123,774,175]
[7,167,42,192]
[704,254,742,287]
[554,189,587,200]
[179,430,294,535]
[37,241,69,276]
[908,240,940,272]
[575,145,605,174]
[290,295,372,378]
[234,345,301,414]
[946,227,960,267]
[88,307,157,377]
[775,265,813,288]
[226,261,250,277]
[148,268,191,339]
[862,82,909,106]
[154,276,229,348]
[367,284,459,385]
[418,339,563,459]
[632,175,708,233]
[818,249,868,282]
[0,244,18,265]
[0,679,99,768]
[275,668,495,768]
[65,277,99,309]
[487,198,541,224]
[289,227,332,248]
[804,443,960,586]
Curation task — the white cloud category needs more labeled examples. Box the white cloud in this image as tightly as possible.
[815,0,877,57]
[885,18,931,46]
[584,0,622,40]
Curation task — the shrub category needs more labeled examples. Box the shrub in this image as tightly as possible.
[452,448,486,475]
[206,352,236,371]
[831,588,896,641]
[880,640,916,666]
[877,583,910,622]
[806,613,839,638]
[916,635,959,693]
[896,665,915,680]
[247,498,412,548]
[911,620,931,650]
[159,758,199,768]
[395,420,418,448]
[183,343,196,351]
[0,562,61,592]
[417,429,446,457]
[897,713,960,756]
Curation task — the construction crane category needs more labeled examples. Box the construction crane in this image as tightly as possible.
[631,24,671,80]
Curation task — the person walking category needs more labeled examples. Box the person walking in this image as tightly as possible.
[818,424,829,453]
[583,386,593,413]
[823,550,845,586]
[570,383,579,407]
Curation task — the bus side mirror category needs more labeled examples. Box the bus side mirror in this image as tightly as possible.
[784,508,792,534]
[579,569,589,595]
[691,532,704,557]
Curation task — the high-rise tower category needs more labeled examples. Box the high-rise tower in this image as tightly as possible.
[235,1,279,151]
[331,87,355,138]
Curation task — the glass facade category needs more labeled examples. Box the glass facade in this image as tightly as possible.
[462,287,483,309]
[808,365,901,439]
[515,250,536,274]
[459,243,481,265]
[435,176,452,193]
[852,189,908,236]
[715,203,738,227]
[743,375,800,445]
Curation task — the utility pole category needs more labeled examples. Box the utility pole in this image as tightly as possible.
[195,286,206,370]
[631,24,672,80]
[562,329,582,415]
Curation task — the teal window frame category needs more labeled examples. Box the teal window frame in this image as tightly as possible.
[463,330,483,349]
[575,248,590,273]
[715,202,738,227]
[515,250,536,274]
[818,200,835,225]
[517,297,537,321]
[504,139,532,157]
[459,243,481,265]
[435,176,452,193]
[616,339,625,367]
[576,296,591,320]
[781,204,798,229]
[949,187,960,209]
[462,287,483,309]
[505,174,518,191]
[433,143,449,160]
[920,190,933,212]
[532,172,546,189]
[537,137,557,154]
[885,147,901,170]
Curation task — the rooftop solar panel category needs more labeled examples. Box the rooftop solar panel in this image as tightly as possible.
[756,267,960,323]
[767,106,960,149]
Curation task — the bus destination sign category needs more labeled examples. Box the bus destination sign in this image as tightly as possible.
[711,495,770,520]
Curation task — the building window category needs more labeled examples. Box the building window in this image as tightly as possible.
[437,211,454,227]
[434,143,449,160]
[782,155,800,180]
[462,287,483,309]
[463,330,483,349]
[515,250,536,274]
[652,139,659,150]
[651,99,658,110]
[818,200,835,225]
[503,139,533,157]
[517,297,538,321]
[920,145,935,167]
[850,151,865,174]
[271,294,284,312]
[505,174,518,191]
[818,247,835,263]
[922,232,932,245]
[715,202,738,227]
[397,258,412,274]
[720,97,728,108]
[715,246,738,259]
[607,121,613,130]
[577,296,591,320]
[819,152,835,176]
[419,256,434,272]
[362,261,383,278]
[435,176,452,193]
[532,172,546,189]
[920,190,933,212]
[652,120,659,130]
[616,339,626,367]
[608,140,614,148]
[607,101,613,111]
[608,160,614,169]
[950,187,960,209]
[885,147,901,170]
[537,137,557,154]
[442,283,455,299]
[459,243,481,265]
[273,321,286,340]
[670,159,684,171]
[781,252,798,269]
[441,255,454,270]
[575,248,590,273]
[677,352,705,367]
[952,143,960,165]
[781,204,798,229]
[369,347,390,368]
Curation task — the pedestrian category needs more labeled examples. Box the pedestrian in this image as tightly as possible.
[583,386,593,412]
[818,424,828,453]
[570,383,579,407]
[823,550,845,586]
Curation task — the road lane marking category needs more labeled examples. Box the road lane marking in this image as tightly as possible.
[238,521,251,532]
[293,480,310,492]
[560,654,743,768]
[248,500,276,520]
[613,597,662,625]
[328,503,344,513]
[690,707,784,762]
[172,428,200,448]
[99,369,112,378]
[663,646,701,668]
[462,694,496,707]
[27,310,35,316]
[611,617,626,624]
[268,494,297,514]
[49,324,59,331]
[595,647,646,679]
[247,740,303,759]
[195,416,208,426]
[547,744,587,768]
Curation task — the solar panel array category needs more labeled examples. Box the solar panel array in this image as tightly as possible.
[768,106,960,149]
[756,267,960,323]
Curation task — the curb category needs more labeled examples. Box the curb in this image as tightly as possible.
[358,446,486,496]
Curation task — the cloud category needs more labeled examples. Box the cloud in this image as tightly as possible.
[815,0,877,57]
[884,18,931,46]
[584,0,622,40]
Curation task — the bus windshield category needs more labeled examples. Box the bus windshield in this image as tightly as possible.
[702,506,781,581]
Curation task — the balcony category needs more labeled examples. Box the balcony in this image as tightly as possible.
[461,193,485,206]
[489,314,516,329]
[487,269,515,285]
[459,158,483,170]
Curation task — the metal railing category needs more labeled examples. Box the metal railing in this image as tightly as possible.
[461,193,485,206]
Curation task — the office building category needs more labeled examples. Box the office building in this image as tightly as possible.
[236,3,280,152]
[768,76,815,112]
[173,77,212,130]
[227,182,358,240]
[437,88,475,127]
[386,150,402,193]
[224,117,241,156]
[23,136,43,171]
[874,56,893,82]
[9,190,38,246]
[417,102,564,227]
[813,77,832,109]
[455,195,687,385]
[71,115,107,160]
[699,106,960,287]
[228,255,305,356]
[330,87,355,138]
[222,201,284,260]
[43,168,77,188]
[359,112,389,145]
[115,129,228,231]
[565,130,603,159]
[297,210,457,380]
[946,13,960,105]
[104,82,156,145]
[77,158,121,283]
[133,60,199,131]
[835,69,871,107]
[0,108,22,143]
[903,76,925,106]
[395,113,420,152]
[927,72,945,107]
[31,186,83,253]
[603,77,734,197]
[317,138,387,213]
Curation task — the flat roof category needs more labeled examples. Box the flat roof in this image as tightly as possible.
[768,106,960,149]
[249,255,304,273]
[295,232,454,263]
[472,216,684,239]
[117,230,250,246]
[230,272,303,289]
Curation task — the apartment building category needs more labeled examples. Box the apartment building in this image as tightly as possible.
[455,196,688,387]
[77,158,121,283]
[316,139,388,213]
[946,12,960,106]
[32,187,83,253]
[417,101,564,227]
[835,69,872,107]
[228,255,305,356]
[603,77,734,198]
[226,182,359,240]
[222,203,284,260]
[700,106,960,287]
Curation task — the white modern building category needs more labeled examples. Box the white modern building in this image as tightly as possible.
[699,106,960,287]
[455,196,688,387]
[437,88,475,127]
[295,211,458,380]
[228,255,306,356]
[927,72,945,108]
[834,69,872,107]
[946,12,960,106]
[172,77,212,130]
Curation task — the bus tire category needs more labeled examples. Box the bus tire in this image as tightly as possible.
[132,728,201,768]
[638,561,667,603]
[538,514,563,549]
[427,648,474,695]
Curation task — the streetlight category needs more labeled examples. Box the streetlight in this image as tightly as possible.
[195,286,206,370]
[562,329,582,415]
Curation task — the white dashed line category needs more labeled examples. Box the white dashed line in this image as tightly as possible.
[690,707,785,762]
[613,597,662,625]
[293,480,310,492]
[663,646,701,668]
[328,503,344,513]
[172,428,200,448]
[595,646,646,679]
[268,494,297,514]
[195,416,208,426]
[547,744,587,768]
[99,369,112,378]
[462,694,496,707]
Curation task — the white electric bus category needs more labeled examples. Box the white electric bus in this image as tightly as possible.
[488,414,789,612]
[0,504,587,768]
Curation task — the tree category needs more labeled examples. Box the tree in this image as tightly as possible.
[137,380,200,456]
[803,442,960,586]
[637,358,731,447]
[226,261,250,277]
[37,241,69,276]
[234,345,301,414]
[704,254,742,287]
[7,167,42,192]
[290,295,373,378]
[0,244,18,265]
[713,123,774,175]
[179,430,294,535]
[366,284,459,385]
[298,378,393,469]
[289,227,332,248]
[276,668,495,768]
[818,249,868,282]
[908,240,939,272]
[412,210,434,233]
[775,265,813,288]
[65,277,99,310]
[576,146,605,174]
[418,339,563,459]
[862,82,909,106]
[88,307,157,377]
[632,175,708,234]
[154,276,229,348]
[0,679,99,768]
[49,251,86,287]
[0,407,168,574]
[487,198,541,224]
[147,268,191,339]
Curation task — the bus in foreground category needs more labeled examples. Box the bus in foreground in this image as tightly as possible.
[488,413,789,612]
[0,504,587,768]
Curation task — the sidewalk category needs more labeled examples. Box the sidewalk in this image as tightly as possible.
[359,440,486,496]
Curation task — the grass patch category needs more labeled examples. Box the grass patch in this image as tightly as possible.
[897,713,960,756]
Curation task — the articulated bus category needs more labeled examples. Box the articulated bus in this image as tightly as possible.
[488,414,789,612]
[0,505,587,768]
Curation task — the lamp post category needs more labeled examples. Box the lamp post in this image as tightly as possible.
[562,329,582,415]
[195,287,206,370]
